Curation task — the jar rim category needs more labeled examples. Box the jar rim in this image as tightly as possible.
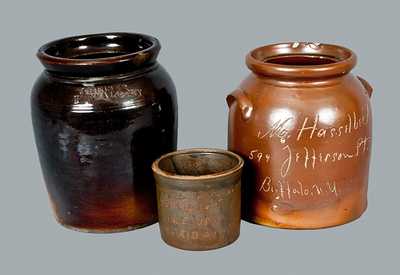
[246,42,357,79]
[152,148,244,182]
[37,32,160,76]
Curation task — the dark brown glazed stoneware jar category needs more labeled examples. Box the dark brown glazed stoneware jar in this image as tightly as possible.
[227,42,372,229]
[31,33,178,233]
[152,149,243,250]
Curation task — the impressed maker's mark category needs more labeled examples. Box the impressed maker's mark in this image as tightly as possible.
[73,84,144,104]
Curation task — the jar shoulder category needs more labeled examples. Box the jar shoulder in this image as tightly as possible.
[228,74,372,141]
[238,73,371,123]
[31,64,177,114]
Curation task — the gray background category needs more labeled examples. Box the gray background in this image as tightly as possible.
[1,0,398,274]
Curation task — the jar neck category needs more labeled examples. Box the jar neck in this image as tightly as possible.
[43,62,159,84]
[252,72,352,88]
[37,32,161,77]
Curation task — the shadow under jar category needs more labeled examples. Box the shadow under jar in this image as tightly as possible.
[31,32,178,233]
[152,149,243,251]
[227,42,373,229]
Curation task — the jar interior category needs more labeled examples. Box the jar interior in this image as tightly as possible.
[44,34,153,60]
[264,54,338,66]
[158,152,239,176]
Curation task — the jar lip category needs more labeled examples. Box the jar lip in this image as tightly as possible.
[246,42,357,79]
[37,32,161,76]
[152,148,244,182]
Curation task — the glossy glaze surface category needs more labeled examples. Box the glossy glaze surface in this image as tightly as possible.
[227,42,372,229]
[152,149,243,250]
[32,33,177,232]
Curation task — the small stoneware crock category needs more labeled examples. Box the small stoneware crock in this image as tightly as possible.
[227,42,372,229]
[31,32,178,232]
[152,148,243,250]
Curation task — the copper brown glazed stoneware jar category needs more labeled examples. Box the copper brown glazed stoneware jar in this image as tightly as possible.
[152,149,243,250]
[31,32,178,232]
[227,42,372,229]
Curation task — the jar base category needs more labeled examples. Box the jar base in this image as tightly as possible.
[160,232,240,251]
[243,206,367,230]
[55,218,158,233]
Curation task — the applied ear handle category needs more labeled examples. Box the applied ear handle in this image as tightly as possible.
[226,88,253,121]
[357,76,373,98]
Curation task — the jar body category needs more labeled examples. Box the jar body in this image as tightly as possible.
[227,73,372,228]
[32,64,177,232]
[152,149,243,250]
